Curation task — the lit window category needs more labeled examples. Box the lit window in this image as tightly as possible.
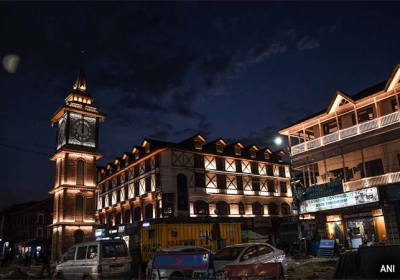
[235,146,241,156]
[194,140,202,150]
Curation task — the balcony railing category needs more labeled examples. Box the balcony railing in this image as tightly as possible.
[291,111,400,156]
[343,171,400,192]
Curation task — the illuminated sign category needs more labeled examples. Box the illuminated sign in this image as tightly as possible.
[299,187,379,214]
[302,180,343,200]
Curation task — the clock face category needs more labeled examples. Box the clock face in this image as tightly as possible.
[73,119,92,142]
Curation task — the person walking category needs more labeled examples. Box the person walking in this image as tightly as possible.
[38,246,52,279]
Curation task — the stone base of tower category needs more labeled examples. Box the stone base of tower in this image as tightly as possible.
[51,224,96,262]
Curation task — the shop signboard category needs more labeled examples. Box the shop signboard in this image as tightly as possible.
[387,184,400,201]
[162,192,174,218]
[299,187,379,214]
[253,216,272,228]
[302,180,343,200]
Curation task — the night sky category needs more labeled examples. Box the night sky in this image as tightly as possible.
[1,1,399,212]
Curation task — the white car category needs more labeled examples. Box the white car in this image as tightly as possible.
[147,246,213,280]
[213,243,288,278]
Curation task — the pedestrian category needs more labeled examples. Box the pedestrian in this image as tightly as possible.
[38,246,52,280]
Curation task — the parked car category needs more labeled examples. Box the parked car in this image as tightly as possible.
[147,246,212,280]
[213,243,288,278]
[54,239,133,279]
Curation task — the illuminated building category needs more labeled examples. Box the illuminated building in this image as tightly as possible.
[94,135,294,247]
[48,56,106,260]
[278,64,400,248]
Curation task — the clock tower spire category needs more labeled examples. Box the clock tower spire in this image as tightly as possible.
[49,53,106,261]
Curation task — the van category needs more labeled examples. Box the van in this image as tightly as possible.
[54,239,133,280]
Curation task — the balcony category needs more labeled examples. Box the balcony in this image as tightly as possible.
[291,111,400,156]
[343,171,400,192]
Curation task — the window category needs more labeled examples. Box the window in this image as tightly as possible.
[117,189,121,203]
[195,172,205,188]
[74,230,84,244]
[124,210,130,223]
[239,202,245,215]
[194,200,209,215]
[87,245,98,259]
[145,159,151,172]
[216,144,223,153]
[37,213,44,223]
[76,246,87,260]
[268,203,279,215]
[251,162,258,174]
[241,246,257,261]
[194,154,204,168]
[280,181,288,193]
[135,151,139,160]
[177,174,189,211]
[278,166,285,177]
[352,107,374,125]
[365,159,384,177]
[252,178,260,191]
[145,176,151,192]
[266,165,273,176]
[115,212,121,224]
[235,160,242,172]
[258,244,273,255]
[323,119,342,135]
[134,207,141,221]
[252,202,263,215]
[67,247,76,260]
[267,180,275,192]
[76,194,84,222]
[250,150,256,158]
[145,144,150,153]
[235,146,241,155]
[281,203,291,215]
[77,159,84,185]
[194,140,202,150]
[217,174,226,189]
[216,201,230,215]
[264,153,270,160]
[216,157,225,170]
[37,227,43,237]
[236,176,243,190]
[145,204,153,219]
[134,182,139,197]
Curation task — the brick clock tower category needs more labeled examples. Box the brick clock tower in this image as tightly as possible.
[49,57,106,260]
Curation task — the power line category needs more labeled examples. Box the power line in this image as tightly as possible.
[0,143,53,157]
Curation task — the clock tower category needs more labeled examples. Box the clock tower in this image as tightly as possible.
[49,56,106,260]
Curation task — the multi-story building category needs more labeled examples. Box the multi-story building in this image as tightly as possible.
[94,135,294,248]
[278,64,400,248]
[1,197,53,258]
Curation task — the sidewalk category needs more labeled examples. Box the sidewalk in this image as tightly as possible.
[0,264,41,279]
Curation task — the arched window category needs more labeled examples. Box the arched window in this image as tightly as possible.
[239,202,245,215]
[134,207,141,221]
[77,159,85,185]
[124,210,131,223]
[268,202,279,215]
[75,194,84,222]
[194,200,209,215]
[252,202,263,215]
[281,203,291,215]
[216,201,230,215]
[116,212,121,225]
[37,213,44,223]
[145,204,153,219]
[177,174,189,211]
[37,227,43,237]
[74,230,84,244]
[58,195,62,221]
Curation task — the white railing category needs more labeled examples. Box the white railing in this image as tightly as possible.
[291,111,400,155]
[343,171,400,192]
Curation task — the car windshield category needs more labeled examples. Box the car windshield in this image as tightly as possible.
[213,246,245,260]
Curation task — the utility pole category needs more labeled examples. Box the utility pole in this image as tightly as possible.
[287,146,306,255]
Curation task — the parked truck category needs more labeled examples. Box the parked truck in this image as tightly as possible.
[141,222,242,262]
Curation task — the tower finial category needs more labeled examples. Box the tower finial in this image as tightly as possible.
[81,50,84,67]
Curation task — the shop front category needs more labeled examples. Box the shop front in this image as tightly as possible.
[300,186,388,249]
